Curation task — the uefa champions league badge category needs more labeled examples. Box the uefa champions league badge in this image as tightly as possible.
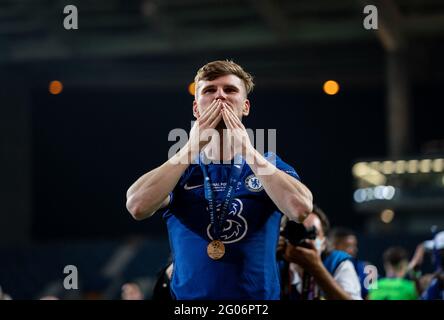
[244,174,263,192]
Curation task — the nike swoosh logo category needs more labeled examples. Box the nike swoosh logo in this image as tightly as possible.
[184,183,204,190]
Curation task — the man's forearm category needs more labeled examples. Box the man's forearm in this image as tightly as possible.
[310,264,352,300]
[126,144,193,220]
[246,146,313,221]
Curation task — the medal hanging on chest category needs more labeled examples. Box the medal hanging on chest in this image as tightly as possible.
[207,240,225,260]
[200,153,244,260]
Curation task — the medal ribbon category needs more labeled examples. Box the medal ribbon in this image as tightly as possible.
[199,153,245,240]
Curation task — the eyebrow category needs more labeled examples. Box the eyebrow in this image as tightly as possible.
[200,84,240,92]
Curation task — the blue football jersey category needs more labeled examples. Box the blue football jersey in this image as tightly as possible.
[160,152,300,300]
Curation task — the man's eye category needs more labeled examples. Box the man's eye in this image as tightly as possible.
[204,89,215,93]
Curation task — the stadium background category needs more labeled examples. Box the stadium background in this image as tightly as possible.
[1,0,443,299]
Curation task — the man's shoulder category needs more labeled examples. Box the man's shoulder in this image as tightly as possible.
[322,250,353,274]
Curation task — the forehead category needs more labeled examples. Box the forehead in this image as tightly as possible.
[343,235,357,243]
[197,74,244,90]
[336,236,357,247]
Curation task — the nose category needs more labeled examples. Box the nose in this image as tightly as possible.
[215,88,227,100]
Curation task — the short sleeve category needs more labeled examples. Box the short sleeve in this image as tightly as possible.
[157,165,197,219]
[333,260,363,300]
[155,191,174,219]
[264,152,300,181]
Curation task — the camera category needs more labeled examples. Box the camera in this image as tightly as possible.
[282,220,317,246]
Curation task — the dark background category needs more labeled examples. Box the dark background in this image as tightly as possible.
[1,0,444,299]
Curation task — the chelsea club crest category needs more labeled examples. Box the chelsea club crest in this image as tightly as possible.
[244,174,263,192]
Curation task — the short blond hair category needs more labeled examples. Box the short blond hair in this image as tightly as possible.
[194,60,255,95]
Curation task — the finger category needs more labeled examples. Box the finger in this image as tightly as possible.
[199,101,219,124]
[228,113,243,133]
[208,112,222,128]
[222,107,236,127]
[284,246,299,260]
[203,102,222,126]
[221,102,235,117]
[197,99,217,119]
[221,108,232,129]
[222,103,236,116]
[226,111,241,128]
[303,240,317,251]
[223,105,243,128]
[231,111,245,128]
[222,108,236,130]
[199,99,220,121]
[294,246,311,255]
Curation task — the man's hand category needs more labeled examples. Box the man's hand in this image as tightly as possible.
[187,99,223,158]
[284,240,355,300]
[221,103,253,158]
[284,241,323,272]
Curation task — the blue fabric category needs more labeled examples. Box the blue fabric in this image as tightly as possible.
[352,258,368,298]
[160,152,300,300]
[421,278,444,300]
[323,250,352,275]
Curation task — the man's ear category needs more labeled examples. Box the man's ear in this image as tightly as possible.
[242,99,250,116]
[192,100,199,119]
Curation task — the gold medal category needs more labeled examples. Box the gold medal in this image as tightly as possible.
[207,240,225,260]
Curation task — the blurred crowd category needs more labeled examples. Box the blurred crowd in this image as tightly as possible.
[276,205,444,300]
[1,205,443,300]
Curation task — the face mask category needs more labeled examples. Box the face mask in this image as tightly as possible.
[315,237,325,252]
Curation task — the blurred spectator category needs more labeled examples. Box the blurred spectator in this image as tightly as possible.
[121,282,144,300]
[419,273,436,295]
[152,263,173,300]
[0,285,12,300]
[421,231,444,300]
[280,205,362,300]
[329,227,358,258]
[422,272,444,300]
[368,246,418,300]
[39,296,59,300]
[329,227,371,299]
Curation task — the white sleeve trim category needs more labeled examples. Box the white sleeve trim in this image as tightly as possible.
[333,260,363,300]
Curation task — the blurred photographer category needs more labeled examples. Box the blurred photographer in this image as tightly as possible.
[421,231,444,300]
[329,227,370,299]
[278,205,362,300]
